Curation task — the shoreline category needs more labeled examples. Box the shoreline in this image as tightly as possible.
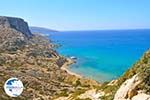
[61,58,82,78]
[61,58,101,86]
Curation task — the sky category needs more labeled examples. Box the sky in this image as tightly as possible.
[0,0,149,31]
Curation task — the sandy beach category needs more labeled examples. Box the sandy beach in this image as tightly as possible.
[61,58,82,78]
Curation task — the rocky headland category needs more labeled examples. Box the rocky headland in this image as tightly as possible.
[0,16,149,100]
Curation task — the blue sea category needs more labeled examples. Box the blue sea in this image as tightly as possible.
[50,29,150,82]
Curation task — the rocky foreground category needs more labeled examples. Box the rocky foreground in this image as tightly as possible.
[0,16,149,100]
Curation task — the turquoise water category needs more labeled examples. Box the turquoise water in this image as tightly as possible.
[50,30,150,82]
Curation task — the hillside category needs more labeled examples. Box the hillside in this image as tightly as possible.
[0,16,99,100]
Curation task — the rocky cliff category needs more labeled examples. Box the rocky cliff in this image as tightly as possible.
[0,16,32,37]
[0,16,33,52]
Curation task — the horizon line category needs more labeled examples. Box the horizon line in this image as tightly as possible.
[30,26,150,32]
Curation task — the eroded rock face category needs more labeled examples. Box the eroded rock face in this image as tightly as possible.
[114,74,141,100]
[0,16,32,37]
[114,73,150,100]
[0,16,33,51]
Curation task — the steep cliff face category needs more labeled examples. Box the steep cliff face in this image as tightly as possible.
[0,16,33,52]
[0,16,32,37]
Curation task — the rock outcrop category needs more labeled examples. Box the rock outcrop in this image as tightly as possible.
[0,16,32,37]
[114,74,141,100]
[0,16,33,51]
